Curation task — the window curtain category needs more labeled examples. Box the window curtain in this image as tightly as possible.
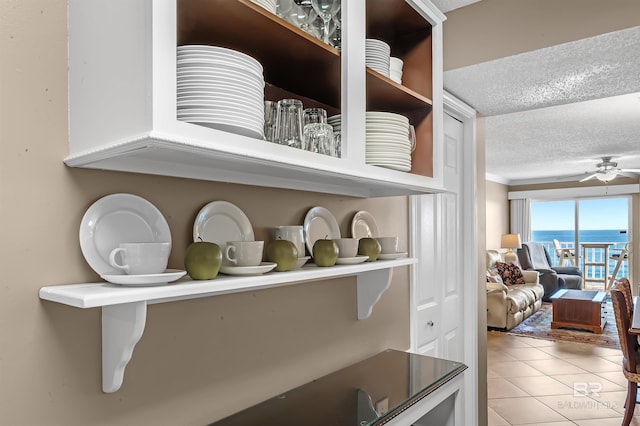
[510,198,531,242]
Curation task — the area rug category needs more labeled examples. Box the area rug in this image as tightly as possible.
[490,302,620,349]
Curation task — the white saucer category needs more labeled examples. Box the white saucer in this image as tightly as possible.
[351,210,379,239]
[377,252,408,260]
[101,269,186,286]
[295,256,311,269]
[193,201,255,247]
[303,206,341,255]
[336,255,369,265]
[220,262,277,276]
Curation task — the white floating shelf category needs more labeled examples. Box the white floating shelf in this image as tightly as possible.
[40,258,416,392]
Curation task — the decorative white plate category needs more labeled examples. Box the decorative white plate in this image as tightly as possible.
[220,262,277,276]
[79,193,172,275]
[101,269,186,286]
[351,210,379,239]
[378,252,409,260]
[193,201,254,249]
[336,255,369,265]
[303,206,341,255]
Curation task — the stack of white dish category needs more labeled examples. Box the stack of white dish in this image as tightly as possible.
[365,111,412,172]
[327,114,341,134]
[250,0,276,14]
[365,39,390,77]
[177,45,265,139]
[390,57,403,84]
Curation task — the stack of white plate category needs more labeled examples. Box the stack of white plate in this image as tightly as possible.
[250,0,276,14]
[390,57,403,84]
[327,114,341,133]
[365,111,412,172]
[365,39,390,77]
[177,45,265,139]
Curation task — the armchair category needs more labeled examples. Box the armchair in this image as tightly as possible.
[486,250,544,330]
[517,242,583,301]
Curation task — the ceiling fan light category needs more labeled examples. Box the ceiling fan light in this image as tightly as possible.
[596,170,619,182]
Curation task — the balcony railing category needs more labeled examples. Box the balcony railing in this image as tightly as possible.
[538,240,629,291]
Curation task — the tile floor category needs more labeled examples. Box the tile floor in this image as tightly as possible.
[487,332,640,425]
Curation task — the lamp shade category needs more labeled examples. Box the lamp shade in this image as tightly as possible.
[501,234,521,249]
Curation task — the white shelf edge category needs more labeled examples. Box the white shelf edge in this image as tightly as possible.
[63,133,445,198]
[39,258,417,308]
[40,258,416,393]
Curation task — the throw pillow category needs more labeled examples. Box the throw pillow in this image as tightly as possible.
[495,261,525,286]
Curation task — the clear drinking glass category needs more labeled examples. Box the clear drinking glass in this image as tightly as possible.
[303,108,327,126]
[303,123,334,156]
[264,100,277,142]
[274,99,304,149]
[310,0,341,44]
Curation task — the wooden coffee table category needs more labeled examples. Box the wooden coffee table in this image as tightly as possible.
[550,289,607,334]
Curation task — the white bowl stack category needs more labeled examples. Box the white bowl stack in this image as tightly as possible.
[390,57,403,84]
[365,39,391,77]
[250,0,277,14]
[365,111,412,172]
[176,45,265,139]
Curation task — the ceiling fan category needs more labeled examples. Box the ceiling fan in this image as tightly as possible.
[579,157,640,183]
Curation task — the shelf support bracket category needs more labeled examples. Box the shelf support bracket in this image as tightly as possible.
[102,301,147,393]
[357,268,393,320]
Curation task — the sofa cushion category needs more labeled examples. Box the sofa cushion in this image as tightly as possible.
[496,262,526,286]
[505,287,532,313]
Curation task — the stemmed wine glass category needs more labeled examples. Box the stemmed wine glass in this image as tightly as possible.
[310,0,341,44]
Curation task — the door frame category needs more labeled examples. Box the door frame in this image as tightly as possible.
[409,91,478,423]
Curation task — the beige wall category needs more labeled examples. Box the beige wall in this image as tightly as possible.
[1,2,411,424]
[443,0,640,70]
[485,180,510,250]
[474,115,488,425]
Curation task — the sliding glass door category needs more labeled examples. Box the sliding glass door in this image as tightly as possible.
[531,197,629,290]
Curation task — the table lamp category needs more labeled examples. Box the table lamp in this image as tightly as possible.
[501,233,521,263]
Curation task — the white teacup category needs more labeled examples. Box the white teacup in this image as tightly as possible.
[333,238,359,258]
[377,236,399,254]
[274,225,305,257]
[225,241,264,267]
[109,242,171,275]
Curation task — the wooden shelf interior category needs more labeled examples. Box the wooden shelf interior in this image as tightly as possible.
[177,0,341,109]
[366,0,434,178]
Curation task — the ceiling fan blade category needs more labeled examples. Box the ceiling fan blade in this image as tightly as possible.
[579,173,598,182]
[621,168,640,173]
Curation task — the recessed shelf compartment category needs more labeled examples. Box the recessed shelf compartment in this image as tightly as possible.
[177,0,341,109]
[40,258,417,392]
[66,0,444,195]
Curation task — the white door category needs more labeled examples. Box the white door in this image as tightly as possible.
[410,112,465,361]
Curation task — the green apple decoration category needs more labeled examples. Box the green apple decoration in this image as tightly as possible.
[358,237,381,262]
[184,239,222,280]
[313,238,339,267]
[267,238,298,272]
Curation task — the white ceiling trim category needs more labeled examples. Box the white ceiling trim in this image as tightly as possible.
[508,184,640,201]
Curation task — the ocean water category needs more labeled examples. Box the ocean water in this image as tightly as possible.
[531,229,628,279]
[532,229,628,244]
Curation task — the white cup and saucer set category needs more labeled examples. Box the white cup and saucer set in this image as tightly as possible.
[79,193,186,286]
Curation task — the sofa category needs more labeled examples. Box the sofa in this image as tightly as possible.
[486,250,544,330]
[517,242,583,302]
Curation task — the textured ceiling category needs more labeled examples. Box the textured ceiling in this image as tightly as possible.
[443,25,640,185]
